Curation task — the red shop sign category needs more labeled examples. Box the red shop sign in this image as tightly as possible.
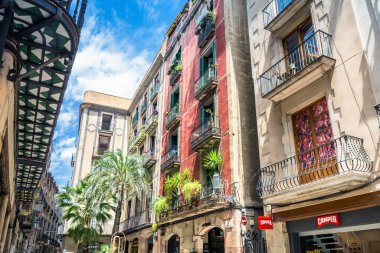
[258,216,273,230]
[317,214,340,229]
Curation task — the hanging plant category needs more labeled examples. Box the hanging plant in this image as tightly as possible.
[152,223,158,232]
[183,180,202,203]
[153,196,170,221]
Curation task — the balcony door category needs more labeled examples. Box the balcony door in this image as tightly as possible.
[284,19,315,73]
[292,98,337,183]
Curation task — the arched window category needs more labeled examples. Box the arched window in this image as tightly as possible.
[131,238,139,253]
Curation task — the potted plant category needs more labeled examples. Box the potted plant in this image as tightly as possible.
[182,180,202,204]
[153,196,169,222]
[202,150,223,190]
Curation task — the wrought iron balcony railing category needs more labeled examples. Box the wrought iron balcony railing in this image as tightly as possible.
[146,112,158,134]
[263,0,294,28]
[170,69,182,86]
[132,114,139,126]
[257,135,373,197]
[161,147,180,170]
[190,117,221,150]
[150,84,160,101]
[197,14,215,48]
[144,149,157,168]
[128,136,137,152]
[195,65,218,100]
[165,105,180,130]
[259,30,333,97]
[159,182,236,223]
[120,210,151,232]
[135,126,147,147]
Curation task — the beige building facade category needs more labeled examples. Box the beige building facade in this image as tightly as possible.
[62,91,132,252]
[116,42,166,253]
[246,0,380,252]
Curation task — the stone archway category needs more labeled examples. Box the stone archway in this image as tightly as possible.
[131,238,139,253]
[198,226,225,253]
[167,234,180,253]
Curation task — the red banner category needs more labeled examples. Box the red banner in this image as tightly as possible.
[258,216,273,230]
[317,214,340,229]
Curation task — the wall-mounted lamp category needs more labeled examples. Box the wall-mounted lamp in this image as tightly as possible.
[374,104,380,128]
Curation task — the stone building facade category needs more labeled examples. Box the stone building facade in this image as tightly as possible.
[246,0,380,252]
[151,0,262,252]
[62,91,132,252]
[117,42,166,253]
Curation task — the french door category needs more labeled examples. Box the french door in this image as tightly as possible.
[292,98,337,183]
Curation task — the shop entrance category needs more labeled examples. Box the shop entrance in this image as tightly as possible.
[298,227,380,253]
[203,227,225,253]
[147,236,153,253]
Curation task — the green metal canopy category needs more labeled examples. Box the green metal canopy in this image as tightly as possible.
[0,0,87,202]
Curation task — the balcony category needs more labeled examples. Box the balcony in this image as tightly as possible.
[190,118,221,151]
[135,127,147,147]
[161,147,181,171]
[146,112,158,134]
[132,114,139,127]
[128,136,137,153]
[196,13,215,48]
[120,210,151,232]
[169,70,182,86]
[195,65,218,100]
[263,0,309,31]
[141,102,148,115]
[259,30,335,102]
[159,182,236,223]
[144,149,157,168]
[165,105,180,130]
[257,135,373,205]
[150,84,160,101]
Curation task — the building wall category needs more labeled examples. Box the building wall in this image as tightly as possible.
[0,43,20,253]
[246,0,380,252]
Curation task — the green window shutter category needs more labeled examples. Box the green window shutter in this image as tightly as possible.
[170,92,175,109]
[212,42,217,64]
[200,57,205,76]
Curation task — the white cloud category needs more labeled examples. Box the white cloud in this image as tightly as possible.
[66,15,151,102]
[56,137,76,148]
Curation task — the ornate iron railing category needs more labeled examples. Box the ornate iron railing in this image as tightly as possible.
[150,83,160,101]
[257,135,373,197]
[259,30,333,96]
[197,14,215,47]
[165,105,180,128]
[141,101,148,115]
[159,181,236,222]
[161,146,180,169]
[146,111,158,131]
[190,116,221,149]
[262,0,293,27]
[128,136,137,152]
[120,210,151,231]
[195,65,218,98]
[144,148,157,167]
[170,69,182,86]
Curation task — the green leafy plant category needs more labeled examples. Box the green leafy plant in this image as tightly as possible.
[202,150,223,175]
[153,196,170,221]
[183,180,202,202]
[174,61,183,72]
[164,173,180,196]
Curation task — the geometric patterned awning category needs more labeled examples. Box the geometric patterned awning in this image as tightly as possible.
[0,0,87,202]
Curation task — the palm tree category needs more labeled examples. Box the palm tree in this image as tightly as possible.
[88,149,151,233]
[56,180,115,253]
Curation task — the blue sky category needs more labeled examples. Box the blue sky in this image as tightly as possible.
[50,0,186,189]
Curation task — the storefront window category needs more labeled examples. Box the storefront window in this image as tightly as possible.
[299,228,380,253]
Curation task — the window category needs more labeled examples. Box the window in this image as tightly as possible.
[139,145,144,156]
[292,98,336,183]
[200,96,215,128]
[127,200,132,219]
[169,130,178,151]
[200,43,216,76]
[150,136,156,152]
[135,197,141,216]
[283,19,315,72]
[153,102,158,114]
[133,128,138,137]
[142,117,146,125]
[101,114,112,130]
[98,135,111,155]
[170,87,180,109]
[154,73,160,85]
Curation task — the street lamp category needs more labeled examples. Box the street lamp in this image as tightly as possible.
[374,104,380,128]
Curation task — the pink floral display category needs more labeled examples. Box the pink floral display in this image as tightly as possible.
[293,99,335,169]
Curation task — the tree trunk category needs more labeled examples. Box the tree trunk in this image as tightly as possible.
[112,190,124,234]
